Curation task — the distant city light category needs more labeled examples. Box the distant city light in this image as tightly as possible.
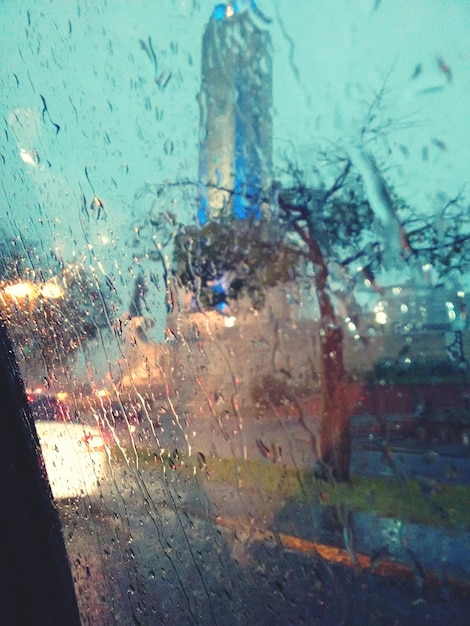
[446,301,456,322]
[41,282,64,299]
[375,310,387,325]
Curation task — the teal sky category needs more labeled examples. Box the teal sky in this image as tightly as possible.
[1,0,469,305]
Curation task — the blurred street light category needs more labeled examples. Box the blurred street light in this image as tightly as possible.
[1,279,64,303]
[3,281,37,300]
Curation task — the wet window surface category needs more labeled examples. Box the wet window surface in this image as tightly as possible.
[2,1,470,623]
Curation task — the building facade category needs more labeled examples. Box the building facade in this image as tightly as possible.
[198,2,272,222]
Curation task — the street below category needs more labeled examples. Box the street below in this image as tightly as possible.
[58,460,470,625]
[56,409,470,624]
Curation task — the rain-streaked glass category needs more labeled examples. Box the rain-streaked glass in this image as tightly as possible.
[1,1,470,622]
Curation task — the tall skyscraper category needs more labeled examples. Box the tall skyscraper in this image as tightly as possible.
[198,1,272,223]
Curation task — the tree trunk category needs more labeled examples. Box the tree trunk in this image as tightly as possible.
[302,227,350,481]
[281,199,352,481]
[318,322,350,481]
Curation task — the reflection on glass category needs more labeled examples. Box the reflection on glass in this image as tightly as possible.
[1,0,470,622]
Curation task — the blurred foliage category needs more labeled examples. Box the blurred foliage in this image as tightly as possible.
[250,373,315,408]
[172,218,305,309]
[167,172,385,313]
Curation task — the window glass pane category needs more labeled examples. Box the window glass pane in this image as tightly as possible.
[2,0,470,622]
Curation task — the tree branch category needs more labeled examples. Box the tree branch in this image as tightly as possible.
[320,161,352,206]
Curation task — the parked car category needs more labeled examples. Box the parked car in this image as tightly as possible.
[27,391,71,422]
[27,390,109,500]
[80,390,144,430]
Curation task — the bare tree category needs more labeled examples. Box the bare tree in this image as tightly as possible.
[140,141,470,482]
[277,142,470,480]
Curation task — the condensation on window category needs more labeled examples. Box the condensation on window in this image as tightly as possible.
[1,0,470,623]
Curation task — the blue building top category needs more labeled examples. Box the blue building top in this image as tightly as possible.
[211,1,271,23]
[212,4,227,20]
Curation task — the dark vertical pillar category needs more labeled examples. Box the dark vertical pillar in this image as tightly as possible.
[0,320,81,625]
